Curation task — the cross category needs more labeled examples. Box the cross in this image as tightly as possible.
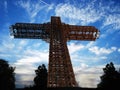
[10,16,99,87]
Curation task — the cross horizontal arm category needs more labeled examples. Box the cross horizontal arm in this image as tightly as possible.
[10,23,51,42]
[66,25,99,41]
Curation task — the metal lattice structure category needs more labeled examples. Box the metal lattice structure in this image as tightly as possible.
[10,16,99,87]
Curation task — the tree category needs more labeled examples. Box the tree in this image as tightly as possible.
[0,59,15,90]
[97,62,120,89]
[34,64,47,89]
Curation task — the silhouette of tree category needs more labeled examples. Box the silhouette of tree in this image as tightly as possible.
[0,59,15,90]
[34,64,47,89]
[97,62,120,89]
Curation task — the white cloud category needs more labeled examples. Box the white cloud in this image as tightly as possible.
[74,63,88,72]
[74,65,103,88]
[32,43,41,48]
[55,2,102,25]
[16,0,54,22]
[76,73,100,88]
[0,37,15,52]
[74,63,120,88]
[86,41,96,48]
[14,61,35,74]
[19,40,28,46]
[24,49,48,58]
[16,40,28,50]
[118,48,120,53]
[68,43,84,54]
[111,47,117,51]
[39,0,49,5]
[89,46,117,55]
[14,49,48,74]
[17,0,43,22]
[103,14,120,33]
[104,14,120,28]
[46,3,54,12]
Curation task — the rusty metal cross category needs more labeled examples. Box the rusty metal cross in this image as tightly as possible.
[10,16,99,87]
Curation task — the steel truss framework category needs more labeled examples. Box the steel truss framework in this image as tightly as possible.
[10,16,99,87]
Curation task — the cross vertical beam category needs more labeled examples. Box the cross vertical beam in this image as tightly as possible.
[48,17,77,87]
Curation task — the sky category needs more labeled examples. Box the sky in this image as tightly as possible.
[0,0,120,88]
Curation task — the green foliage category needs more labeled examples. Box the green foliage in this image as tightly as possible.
[34,64,47,89]
[0,59,15,90]
[97,62,120,89]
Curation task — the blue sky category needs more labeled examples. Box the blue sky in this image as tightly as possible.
[0,0,120,88]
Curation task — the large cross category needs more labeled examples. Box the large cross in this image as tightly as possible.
[10,16,99,87]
